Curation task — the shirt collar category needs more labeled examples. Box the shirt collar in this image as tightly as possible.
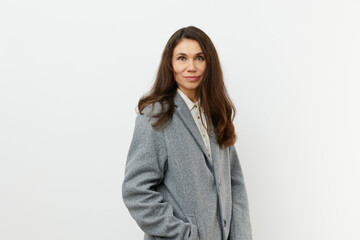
[177,88,200,111]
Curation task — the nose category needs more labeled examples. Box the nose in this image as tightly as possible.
[187,60,196,71]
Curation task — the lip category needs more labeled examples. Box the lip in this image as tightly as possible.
[184,76,200,82]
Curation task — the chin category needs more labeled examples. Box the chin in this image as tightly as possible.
[184,82,201,89]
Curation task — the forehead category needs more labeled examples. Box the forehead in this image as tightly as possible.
[173,39,203,55]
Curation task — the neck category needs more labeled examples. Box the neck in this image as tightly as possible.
[178,87,198,103]
[189,95,198,103]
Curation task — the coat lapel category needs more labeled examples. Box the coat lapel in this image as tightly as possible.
[174,92,217,167]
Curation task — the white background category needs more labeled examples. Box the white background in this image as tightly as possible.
[1,0,359,239]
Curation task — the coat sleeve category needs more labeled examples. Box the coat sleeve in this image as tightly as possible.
[122,113,199,240]
[228,145,253,240]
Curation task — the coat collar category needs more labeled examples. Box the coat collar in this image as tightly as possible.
[174,91,218,167]
[176,88,200,111]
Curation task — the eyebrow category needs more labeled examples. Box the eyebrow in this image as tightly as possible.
[175,52,204,56]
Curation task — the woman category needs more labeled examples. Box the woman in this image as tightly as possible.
[122,26,252,240]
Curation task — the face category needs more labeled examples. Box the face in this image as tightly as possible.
[172,39,206,102]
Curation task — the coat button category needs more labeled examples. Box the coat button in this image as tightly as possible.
[223,220,227,227]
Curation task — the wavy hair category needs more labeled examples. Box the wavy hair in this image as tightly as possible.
[138,26,236,148]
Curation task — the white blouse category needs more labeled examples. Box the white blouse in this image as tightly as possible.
[177,88,212,162]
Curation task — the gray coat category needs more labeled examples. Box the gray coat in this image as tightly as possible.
[122,92,252,240]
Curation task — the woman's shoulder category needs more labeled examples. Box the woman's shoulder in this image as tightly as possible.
[140,101,164,116]
[137,100,170,127]
[139,101,169,118]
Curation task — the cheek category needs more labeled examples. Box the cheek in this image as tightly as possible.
[173,64,185,75]
[172,65,181,80]
[199,63,206,74]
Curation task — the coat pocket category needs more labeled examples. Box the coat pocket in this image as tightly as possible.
[151,215,199,240]
[186,215,198,226]
[186,215,200,239]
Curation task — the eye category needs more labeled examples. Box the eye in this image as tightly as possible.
[178,56,186,61]
[196,56,204,61]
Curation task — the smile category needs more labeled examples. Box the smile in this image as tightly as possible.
[184,76,200,81]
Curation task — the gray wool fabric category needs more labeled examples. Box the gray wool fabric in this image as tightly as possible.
[122,92,252,240]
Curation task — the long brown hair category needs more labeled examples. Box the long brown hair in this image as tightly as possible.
[138,26,236,148]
